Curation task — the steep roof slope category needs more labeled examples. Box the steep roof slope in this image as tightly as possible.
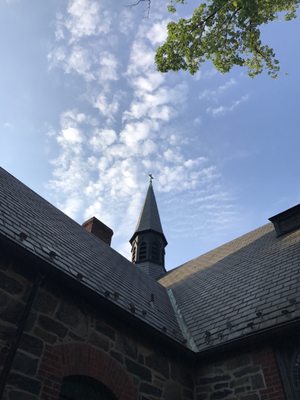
[0,168,184,344]
[159,222,300,352]
[2,167,300,354]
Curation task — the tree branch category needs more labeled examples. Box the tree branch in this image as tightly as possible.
[126,0,151,17]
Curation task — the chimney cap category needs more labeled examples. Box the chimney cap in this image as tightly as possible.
[82,216,113,245]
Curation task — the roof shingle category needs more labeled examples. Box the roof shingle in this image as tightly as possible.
[159,222,300,351]
[1,167,300,353]
[0,168,184,344]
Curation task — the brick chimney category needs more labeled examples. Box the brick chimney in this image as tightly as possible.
[82,217,113,245]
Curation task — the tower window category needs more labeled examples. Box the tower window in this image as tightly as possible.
[151,241,160,263]
[139,241,147,261]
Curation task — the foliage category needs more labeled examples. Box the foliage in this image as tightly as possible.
[155,0,299,77]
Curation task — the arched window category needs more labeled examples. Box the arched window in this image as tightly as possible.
[138,241,147,261]
[60,375,118,400]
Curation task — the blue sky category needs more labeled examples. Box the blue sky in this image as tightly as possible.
[0,0,299,269]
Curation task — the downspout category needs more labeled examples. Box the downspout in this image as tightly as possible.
[0,272,44,399]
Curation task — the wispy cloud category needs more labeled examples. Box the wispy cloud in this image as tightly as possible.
[199,78,237,101]
[47,0,239,260]
[206,94,249,117]
[197,77,249,117]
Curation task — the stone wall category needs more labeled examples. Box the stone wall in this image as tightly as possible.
[0,255,288,400]
[0,256,194,400]
[195,347,285,400]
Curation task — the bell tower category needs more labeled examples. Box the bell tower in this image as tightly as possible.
[130,177,167,280]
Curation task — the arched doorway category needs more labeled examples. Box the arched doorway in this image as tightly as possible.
[39,343,136,400]
[60,375,118,400]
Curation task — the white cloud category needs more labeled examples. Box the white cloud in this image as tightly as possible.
[127,40,155,75]
[61,110,86,125]
[133,72,164,93]
[50,153,88,194]
[48,46,66,68]
[163,149,183,163]
[48,45,95,81]
[206,94,249,117]
[66,0,110,41]
[123,83,187,122]
[97,51,118,82]
[90,129,117,151]
[49,0,115,85]
[67,45,95,80]
[59,127,83,144]
[93,92,120,119]
[146,20,168,45]
[119,8,135,35]
[47,4,239,261]
[120,120,153,148]
[219,78,236,91]
[199,78,237,101]
[62,197,83,218]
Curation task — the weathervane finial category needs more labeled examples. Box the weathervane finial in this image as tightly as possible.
[148,173,154,184]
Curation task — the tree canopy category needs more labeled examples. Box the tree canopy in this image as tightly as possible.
[155,0,299,77]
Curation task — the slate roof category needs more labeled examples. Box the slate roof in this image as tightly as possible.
[159,222,300,352]
[0,168,184,344]
[131,182,165,239]
[1,167,300,354]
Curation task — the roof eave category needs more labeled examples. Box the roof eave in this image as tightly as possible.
[0,233,193,360]
[194,318,300,361]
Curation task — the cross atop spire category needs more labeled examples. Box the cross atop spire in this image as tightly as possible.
[148,173,154,184]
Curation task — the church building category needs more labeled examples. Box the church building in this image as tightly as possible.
[0,167,300,400]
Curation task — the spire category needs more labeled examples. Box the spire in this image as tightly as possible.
[130,176,167,280]
[134,179,164,236]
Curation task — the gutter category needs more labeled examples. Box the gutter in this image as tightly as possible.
[193,317,300,361]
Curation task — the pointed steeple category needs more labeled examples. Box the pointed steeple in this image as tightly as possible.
[134,180,164,236]
[130,177,167,280]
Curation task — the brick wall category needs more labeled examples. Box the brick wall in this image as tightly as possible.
[0,257,194,400]
[195,347,285,400]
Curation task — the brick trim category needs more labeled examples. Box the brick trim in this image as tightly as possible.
[39,343,136,400]
[253,346,285,400]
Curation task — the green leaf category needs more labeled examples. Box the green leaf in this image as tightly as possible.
[158,0,299,77]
